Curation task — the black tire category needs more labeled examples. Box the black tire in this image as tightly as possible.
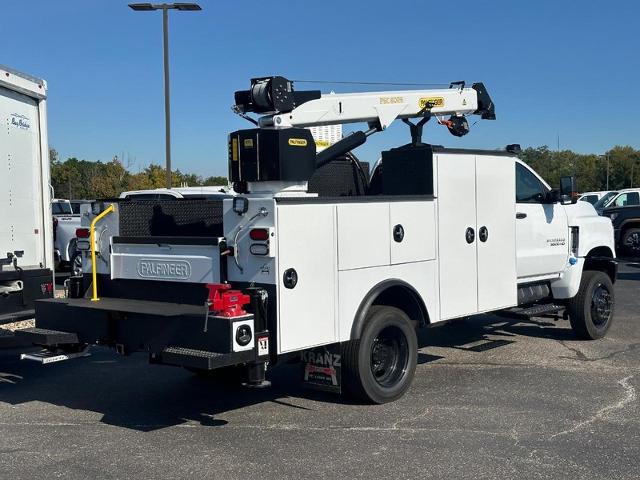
[567,270,615,340]
[342,306,417,404]
[71,251,83,276]
[621,228,640,258]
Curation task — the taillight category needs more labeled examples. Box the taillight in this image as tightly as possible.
[76,228,90,238]
[40,282,54,296]
[250,228,269,241]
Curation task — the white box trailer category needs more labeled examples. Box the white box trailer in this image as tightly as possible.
[0,65,54,324]
[20,77,617,404]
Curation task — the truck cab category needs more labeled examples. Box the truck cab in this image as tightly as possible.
[514,161,615,298]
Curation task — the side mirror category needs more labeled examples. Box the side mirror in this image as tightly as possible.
[559,176,578,205]
[545,189,561,203]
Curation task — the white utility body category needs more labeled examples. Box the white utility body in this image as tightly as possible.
[0,65,54,323]
[27,77,617,405]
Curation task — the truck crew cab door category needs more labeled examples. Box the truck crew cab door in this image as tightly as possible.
[515,162,569,280]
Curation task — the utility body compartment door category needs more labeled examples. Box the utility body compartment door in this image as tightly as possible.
[476,156,517,311]
[437,154,478,319]
[390,201,436,264]
[437,153,517,320]
[277,204,337,353]
[337,203,390,270]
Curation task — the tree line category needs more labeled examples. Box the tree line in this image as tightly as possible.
[50,149,228,199]
[50,145,640,199]
[518,145,640,192]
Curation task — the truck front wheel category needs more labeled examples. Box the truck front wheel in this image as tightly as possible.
[343,306,417,404]
[567,270,615,340]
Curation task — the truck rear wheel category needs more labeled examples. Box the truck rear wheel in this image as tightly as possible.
[567,270,615,340]
[343,306,417,404]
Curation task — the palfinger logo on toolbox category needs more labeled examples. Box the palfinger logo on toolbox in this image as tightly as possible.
[288,138,308,147]
[137,259,191,280]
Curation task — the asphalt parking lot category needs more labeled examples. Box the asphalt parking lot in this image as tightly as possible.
[1,262,639,479]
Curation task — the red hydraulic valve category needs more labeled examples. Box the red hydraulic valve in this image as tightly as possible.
[205,283,250,318]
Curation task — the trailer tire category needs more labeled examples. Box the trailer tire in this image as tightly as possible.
[342,306,417,404]
[567,270,615,340]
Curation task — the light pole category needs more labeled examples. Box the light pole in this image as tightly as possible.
[129,3,202,189]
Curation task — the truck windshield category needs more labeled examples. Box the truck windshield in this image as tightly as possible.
[593,192,618,210]
[52,202,73,215]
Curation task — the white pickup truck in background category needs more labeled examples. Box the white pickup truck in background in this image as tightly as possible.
[52,198,91,275]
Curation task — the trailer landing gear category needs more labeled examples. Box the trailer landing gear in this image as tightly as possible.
[186,362,271,388]
[243,362,271,388]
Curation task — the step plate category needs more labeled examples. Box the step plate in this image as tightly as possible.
[21,348,90,364]
[499,304,564,319]
[14,327,79,346]
[161,346,254,370]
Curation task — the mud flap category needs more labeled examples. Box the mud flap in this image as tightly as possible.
[301,343,342,394]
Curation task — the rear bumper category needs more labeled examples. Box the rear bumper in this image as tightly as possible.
[33,297,267,368]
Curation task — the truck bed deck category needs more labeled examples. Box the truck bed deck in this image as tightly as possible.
[37,297,205,317]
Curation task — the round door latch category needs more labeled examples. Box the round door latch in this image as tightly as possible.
[393,224,405,243]
[479,226,489,242]
[283,268,298,289]
[465,227,475,244]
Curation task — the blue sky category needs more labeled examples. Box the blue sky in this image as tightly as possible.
[2,0,638,176]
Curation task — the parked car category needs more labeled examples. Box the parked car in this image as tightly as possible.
[70,199,92,214]
[595,189,640,214]
[602,204,640,257]
[579,190,612,205]
[52,198,82,273]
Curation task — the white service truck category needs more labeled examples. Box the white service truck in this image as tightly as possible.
[0,65,54,324]
[19,77,616,404]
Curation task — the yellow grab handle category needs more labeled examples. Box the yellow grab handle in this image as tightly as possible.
[90,204,114,301]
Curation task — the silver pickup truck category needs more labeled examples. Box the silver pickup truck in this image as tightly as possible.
[52,199,90,275]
